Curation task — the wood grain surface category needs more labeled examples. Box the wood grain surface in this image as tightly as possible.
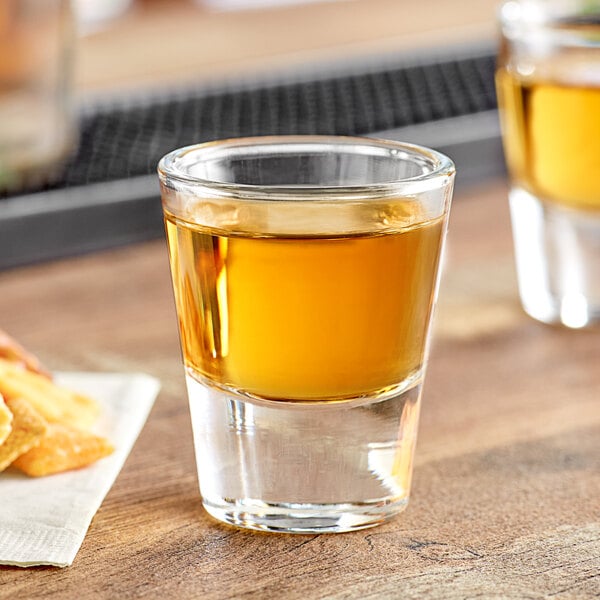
[0,179,598,599]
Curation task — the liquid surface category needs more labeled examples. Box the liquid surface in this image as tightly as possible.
[165,208,444,401]
[497,67,600,210]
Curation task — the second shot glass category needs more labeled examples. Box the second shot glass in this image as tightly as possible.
[497,0,600,328]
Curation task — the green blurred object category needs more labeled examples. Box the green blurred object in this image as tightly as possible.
[582,0,600,14]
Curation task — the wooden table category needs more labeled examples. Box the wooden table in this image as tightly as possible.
[1,179,598,599]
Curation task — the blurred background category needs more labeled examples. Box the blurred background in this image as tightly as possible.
[73,0,498,91]
[0,0,502,268]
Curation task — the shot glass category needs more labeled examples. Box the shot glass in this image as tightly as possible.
[497,0,600,328]
[0,0,76,190]
[158,136,454,533]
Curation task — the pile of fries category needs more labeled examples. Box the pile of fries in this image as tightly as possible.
[0,330,113,477]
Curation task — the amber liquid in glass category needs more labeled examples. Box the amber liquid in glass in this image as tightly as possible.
[496,66,600,211]
[165,210,444,401]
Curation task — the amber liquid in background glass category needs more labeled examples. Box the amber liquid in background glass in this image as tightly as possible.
[165,210,444,401]
[496,49,600,211]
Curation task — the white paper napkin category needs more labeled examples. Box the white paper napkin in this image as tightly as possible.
[0,372,160,568]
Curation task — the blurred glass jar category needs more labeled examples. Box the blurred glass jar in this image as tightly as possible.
[73,0,133,32]
[0,0,76,191]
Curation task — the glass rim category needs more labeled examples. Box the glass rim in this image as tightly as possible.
[157,135,455,201]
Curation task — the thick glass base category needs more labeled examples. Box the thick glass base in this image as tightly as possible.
[186,371,422,534]
[509,187,600,328]
[203,498,408,534]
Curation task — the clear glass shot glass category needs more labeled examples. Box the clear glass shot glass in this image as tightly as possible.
[497,0,600,328]
[0,0,76,191]
[158,136,454,533]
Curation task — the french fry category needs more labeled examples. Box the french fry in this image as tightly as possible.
[0,396,12,445]
[0,397,47,472]
[12,422,114,477]
[0,329,51,378]
[0,359,99,430]
[0,332,114,478]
